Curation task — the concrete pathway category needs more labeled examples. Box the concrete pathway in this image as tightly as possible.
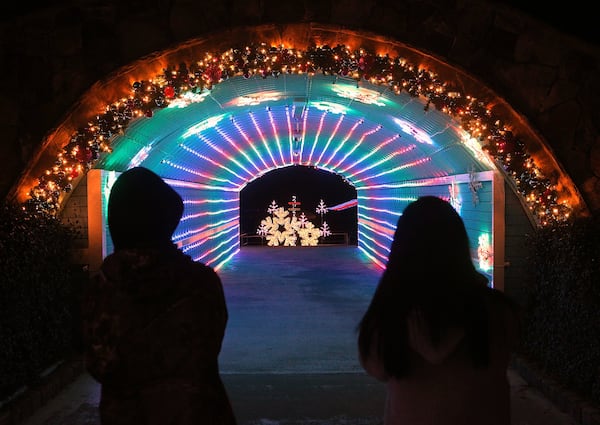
[18,246,579,425]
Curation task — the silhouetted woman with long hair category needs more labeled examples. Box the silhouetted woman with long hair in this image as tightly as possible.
[357,196,520,425]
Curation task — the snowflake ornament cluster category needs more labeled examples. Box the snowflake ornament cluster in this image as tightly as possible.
[257,197,330,246]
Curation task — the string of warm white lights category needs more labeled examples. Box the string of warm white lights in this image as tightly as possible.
[23,42,572,226]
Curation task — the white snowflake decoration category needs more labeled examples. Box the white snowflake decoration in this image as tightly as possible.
[298,212,308,228]
[297,222,321,246]
[256,200,332,246]
[257,222,269,237]
[260,215,283,246]
[282,227,298,246]
[316,199,328,216]
[320,221,331,237]
[267,200,279,215]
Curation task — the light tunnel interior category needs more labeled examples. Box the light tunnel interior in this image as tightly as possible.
[91,73,497,282]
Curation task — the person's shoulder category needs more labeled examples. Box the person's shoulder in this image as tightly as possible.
[481,287,519,318]
[174,254,222,285]
[485,286,519,308]
[178,254,217,273]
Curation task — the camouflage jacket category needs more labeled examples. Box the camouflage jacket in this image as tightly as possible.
[81,245,236,425]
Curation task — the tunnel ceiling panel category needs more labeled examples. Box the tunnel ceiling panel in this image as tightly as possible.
[96,74,494,188]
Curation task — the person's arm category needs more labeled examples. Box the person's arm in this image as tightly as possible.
[81,271,121,383]
[407,309,464,364]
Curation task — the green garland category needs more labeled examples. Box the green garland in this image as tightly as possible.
[25,43,572,226]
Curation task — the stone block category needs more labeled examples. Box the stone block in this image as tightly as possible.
[0,410,11,425]
[582,403,600,425]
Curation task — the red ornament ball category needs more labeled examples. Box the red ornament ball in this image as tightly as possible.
[164,86,175,99]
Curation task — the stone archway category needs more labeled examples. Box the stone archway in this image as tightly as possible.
[12,24,586,284]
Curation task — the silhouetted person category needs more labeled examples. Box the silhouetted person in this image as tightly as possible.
[357,196,520,425]
[81,167,236,425]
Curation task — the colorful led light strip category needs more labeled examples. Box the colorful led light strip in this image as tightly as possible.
[315,113,345,165]
[101,76,495,272]
[331,124,382,171]
[305,110,328,164]
[190,131,255,179]
[267,107,287,165]
[250,111,279,168]
[215,126,262,173]
[337,135,404,175]
[179,143,248,183]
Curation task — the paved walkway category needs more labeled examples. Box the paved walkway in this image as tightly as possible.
[17,246,579,425]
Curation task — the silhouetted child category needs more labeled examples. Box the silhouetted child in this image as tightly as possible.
[82,167,236,425]
[357,196,520,425]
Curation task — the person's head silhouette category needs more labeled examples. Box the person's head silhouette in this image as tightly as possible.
[384,195,487,293]
[107,167,183,250]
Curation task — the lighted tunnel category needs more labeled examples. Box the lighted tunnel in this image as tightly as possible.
[91,73,497,276]
[16,34,585,289]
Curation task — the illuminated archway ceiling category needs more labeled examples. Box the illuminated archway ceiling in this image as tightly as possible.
[95,73,494,186]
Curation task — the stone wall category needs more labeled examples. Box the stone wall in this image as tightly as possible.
[1,0,599,215]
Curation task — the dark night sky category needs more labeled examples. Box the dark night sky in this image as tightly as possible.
[4,2,598,46]
[4,3,598,45]
[497,1,599,45]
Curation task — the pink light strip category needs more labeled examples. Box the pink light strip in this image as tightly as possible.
[297,105,309,164]
[357,246,386,270]
[204,239,239,269]
[184,206,239,220]
[161,159,240,186]
[306,111,327,165]
[173,216,239,243]
[185,198,238,206]
[358,229,392,256]
[192,133,254,178]
[322,118,362,168]
[184,223,238,252]
[354,173,478,191]
[359,205,402,217]
[357,230,390,264]
[250,111,279,168]
[214,247,241,272]
[166,180,240,191]
[215,127,262,173]
[175,216,238,240]
[315,113,345,165]
[328,199,358,210]
[331,124,382,170]
[337,135,403,175]
[352,157,431,184]
[192,231,239,262]
[344,145,418,181]
[357,195,418,202]
[268,108,287,165]
[231,117,270,170]
[357,212,397,235]
[179,143,248,183]
[285,106,294,162]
